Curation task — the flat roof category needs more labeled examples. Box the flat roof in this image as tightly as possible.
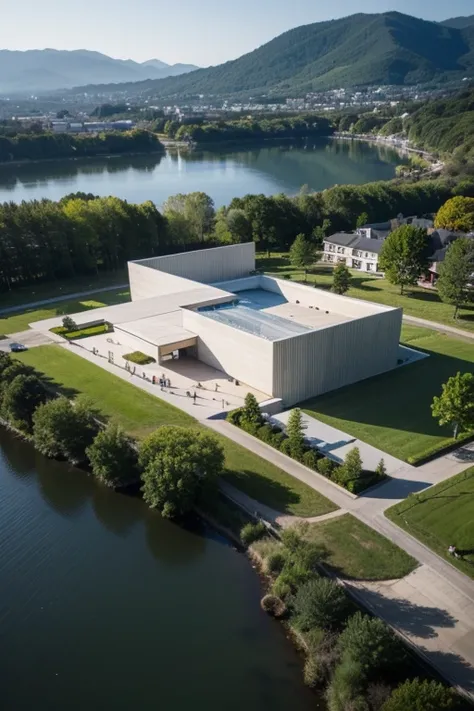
[265,302,351,329]
[116,313,197,348]
[200,304,313,341]
[30,285,233,332]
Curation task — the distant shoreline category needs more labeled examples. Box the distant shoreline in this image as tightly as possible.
[0,148,165,169]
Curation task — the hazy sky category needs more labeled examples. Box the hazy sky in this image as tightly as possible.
[1,0,473,66]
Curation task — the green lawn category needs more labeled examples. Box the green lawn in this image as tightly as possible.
[257,254,474,332]
[16,345,190,438]
[0,270,128,310]
[303,325,474,463]
[0,288,131,334]
[386,468,474,579]
[306,513,417,580]
[15,345,335,518]
[218,436,337,517]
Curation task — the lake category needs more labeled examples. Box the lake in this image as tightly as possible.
[0,139,405,208]
[0,429,319,711]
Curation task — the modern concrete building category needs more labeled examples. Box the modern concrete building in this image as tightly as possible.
[32,243,403,407]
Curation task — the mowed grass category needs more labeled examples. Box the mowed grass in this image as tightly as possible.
[257,254,474,332]
[0,287,131,335]
[15,345,335,517]
[306,513,417,580]
[302,325,474,463]
[386,468,474,579]
[16,345,190,438]
[218,436,337,518]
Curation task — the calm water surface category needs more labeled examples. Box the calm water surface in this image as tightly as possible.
[0,429,319,711]
[0,139,405,207]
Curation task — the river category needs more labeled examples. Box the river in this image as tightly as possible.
[0,429,319,711]
[0,138,405,208]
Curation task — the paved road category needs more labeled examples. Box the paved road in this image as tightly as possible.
[403,314,474,340]
[0,284,128,316]
[207,419,474,700]
[0,330,55,351]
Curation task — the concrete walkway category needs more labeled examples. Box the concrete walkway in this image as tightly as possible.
[0,329,55,351]
[272,411,410,477]
[0,284,128,316]
[403,314,474,340]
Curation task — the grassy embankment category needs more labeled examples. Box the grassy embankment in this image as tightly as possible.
[303,325,474,464]
[16,345,335,518]
[0,286,130,335]
[386,468,474,579]
[257,253,474,332]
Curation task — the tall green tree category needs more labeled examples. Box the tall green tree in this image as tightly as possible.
[437,238,474,319]
[2,374,48,432]
[33,396,100,462]
[286,408,307,459]
[240,392,263,433]
[86,423,138,488]
[332,264,351,295]
[378,225,428,294]
[434,196,474,232]
[139,426,224,518]
[431,372,474,439]
[289,233,317,279]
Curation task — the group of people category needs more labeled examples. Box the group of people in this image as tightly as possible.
[152,374,171,390]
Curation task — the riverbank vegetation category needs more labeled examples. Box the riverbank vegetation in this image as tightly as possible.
[2,174,472,296]
[12,344,334,516]
[302,326,474,464]
[0,129,163,163]
[249,522,460,711]
[164,115,334,144]
[386,468,474,579]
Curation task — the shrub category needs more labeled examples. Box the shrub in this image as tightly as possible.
[62,315,77,331]
[304,653,321,688]
[293,578,350,632]
[280,438,294,457]
[303,449,319,470]
[123,351,156,365]
[277,562,314,592]
[337,612,405,678]
[317,457,335,477]
[271,431,287,449]
[257,423,274,443]
[375,459,387,479]
[326,658,367,711]
[226,408,243,426]
[271,576,292,599]
[264,550,287,575]
[381,678,458,711]
[240,392,263,430]
[260,594,287,618]
[240,521,266,546]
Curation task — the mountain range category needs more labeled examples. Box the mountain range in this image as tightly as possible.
[0,50,198,94]
[441,15,474,29]
[66,12,474,100]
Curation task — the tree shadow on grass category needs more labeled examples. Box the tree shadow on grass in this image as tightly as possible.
[348,585,458,640]
[222,469,301,515]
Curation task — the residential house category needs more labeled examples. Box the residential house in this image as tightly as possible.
[424,228,471,284]
[322,230,384,273]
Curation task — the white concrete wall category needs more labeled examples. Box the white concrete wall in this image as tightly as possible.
[261,276,392,319]
[128,262,203,302]
[113,327,159,362]
[182,309,274,395]
[272,308,402,406]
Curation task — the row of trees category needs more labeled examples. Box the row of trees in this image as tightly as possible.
[254,522,458,710]
[165,115,334,144]
[0,129,163,163]
[2,177,473,294]
[0,351,225,516]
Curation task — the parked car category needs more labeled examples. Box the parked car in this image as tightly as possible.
[9,342,27,352]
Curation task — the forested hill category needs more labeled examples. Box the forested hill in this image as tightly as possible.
[72,12,474,99]
[441,16,474,29]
